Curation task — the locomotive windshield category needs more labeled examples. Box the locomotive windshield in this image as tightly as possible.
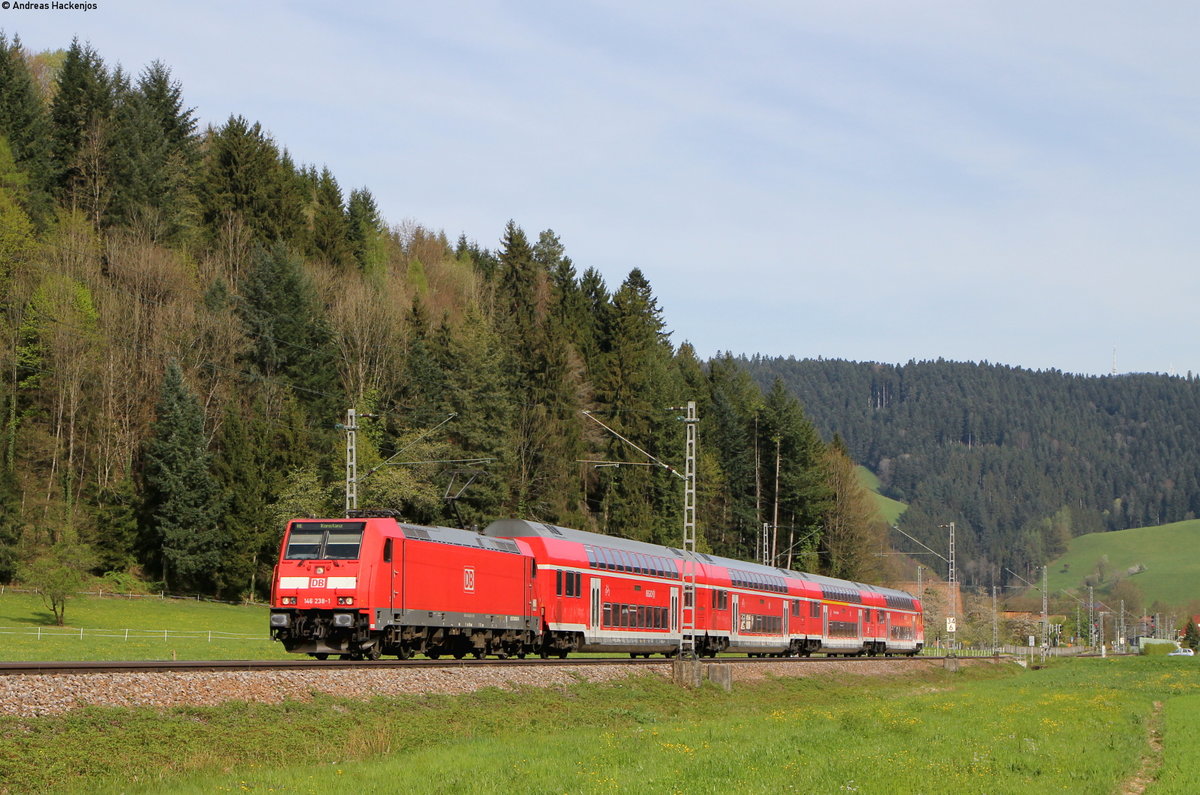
[284,522,365,560]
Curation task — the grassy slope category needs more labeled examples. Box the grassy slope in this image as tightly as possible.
[1045,519,1200,608]
[856,465,907,525]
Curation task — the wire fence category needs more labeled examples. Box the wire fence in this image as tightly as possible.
[0,585,264,607]
[0,626,269,642]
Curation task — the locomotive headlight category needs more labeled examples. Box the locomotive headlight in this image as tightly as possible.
[281,596,297,605]
[337,596,355,606]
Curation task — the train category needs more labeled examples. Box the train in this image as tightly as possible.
[269,514,924,660]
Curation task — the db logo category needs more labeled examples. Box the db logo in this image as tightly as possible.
[310,577,326,588]
[463,567,476,592]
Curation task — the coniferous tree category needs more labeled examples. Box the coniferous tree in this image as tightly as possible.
[48,39,115,224]
[346,187,386,275]
[88,477,139,574]
[0,462,19,583]
[434,307,513,525]
[309,167,352,269]
[108,61,198,238]
[211,406,275,598]
[199,116,302,244]
[593,268,683,543]
[0,34,53,222]
[140,361,225,593]
[237,244,340,421]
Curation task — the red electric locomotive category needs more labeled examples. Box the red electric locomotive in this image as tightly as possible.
[270,515,923,660]
[269,516,537,660]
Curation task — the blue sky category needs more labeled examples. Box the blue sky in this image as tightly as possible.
[6,1,1198,375]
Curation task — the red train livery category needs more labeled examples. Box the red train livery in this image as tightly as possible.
[269,516,923,660]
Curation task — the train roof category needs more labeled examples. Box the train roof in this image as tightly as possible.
[299,517,527,556]
[482,519,685,560]
[398,522,524,555]
[481,519,916,602]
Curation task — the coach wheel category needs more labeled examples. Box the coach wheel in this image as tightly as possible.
[453,650,466,660]
[539,649,550,659]
[312,653,328,661]
[472,649,484,659]
[364,645,381,661]
[396,646,412,660]
[427,652,440,660]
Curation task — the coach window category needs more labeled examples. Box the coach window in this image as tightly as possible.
[810,601,820,618]
[382,538,392,563]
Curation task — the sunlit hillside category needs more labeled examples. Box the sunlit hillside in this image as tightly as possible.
[1045,519,1200,610]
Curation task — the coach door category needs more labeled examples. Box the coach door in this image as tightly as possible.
[670,588,679,634]
[383,538,397,611]
[591,578,601,633]
[731,594,740,640]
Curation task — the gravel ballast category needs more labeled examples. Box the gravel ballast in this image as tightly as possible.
[0,657,995,718]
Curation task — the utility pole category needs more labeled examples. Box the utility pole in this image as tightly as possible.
[1041,565,1049,660]
[1088,586,1095,649]
[992,585,998,654]
[771,436,781,566]
[345,408,358,514]
[940,522,956,655]
[681,401,698,658]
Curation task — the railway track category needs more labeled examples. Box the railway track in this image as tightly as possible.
[0,654,954,677]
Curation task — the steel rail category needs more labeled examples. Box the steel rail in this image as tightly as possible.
[0,654,951,677]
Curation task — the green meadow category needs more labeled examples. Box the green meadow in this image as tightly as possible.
[4,655,1198,794]
[0,590,287,661]
[1046,519,1200,608]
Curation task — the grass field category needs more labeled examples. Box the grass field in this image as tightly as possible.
[856,466,908,525]
[1045,519,1200,608]
[4,655,1199,793]
[0,590,288,661]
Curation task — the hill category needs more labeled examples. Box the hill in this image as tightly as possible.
[857,466,906,525]
[1045,519,1200,612]
[741,357,1200,587]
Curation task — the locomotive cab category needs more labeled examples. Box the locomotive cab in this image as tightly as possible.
[270,520,376,659]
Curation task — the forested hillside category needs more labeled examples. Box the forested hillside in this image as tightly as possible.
[0,36,889,600]
[741,357,1200,586]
